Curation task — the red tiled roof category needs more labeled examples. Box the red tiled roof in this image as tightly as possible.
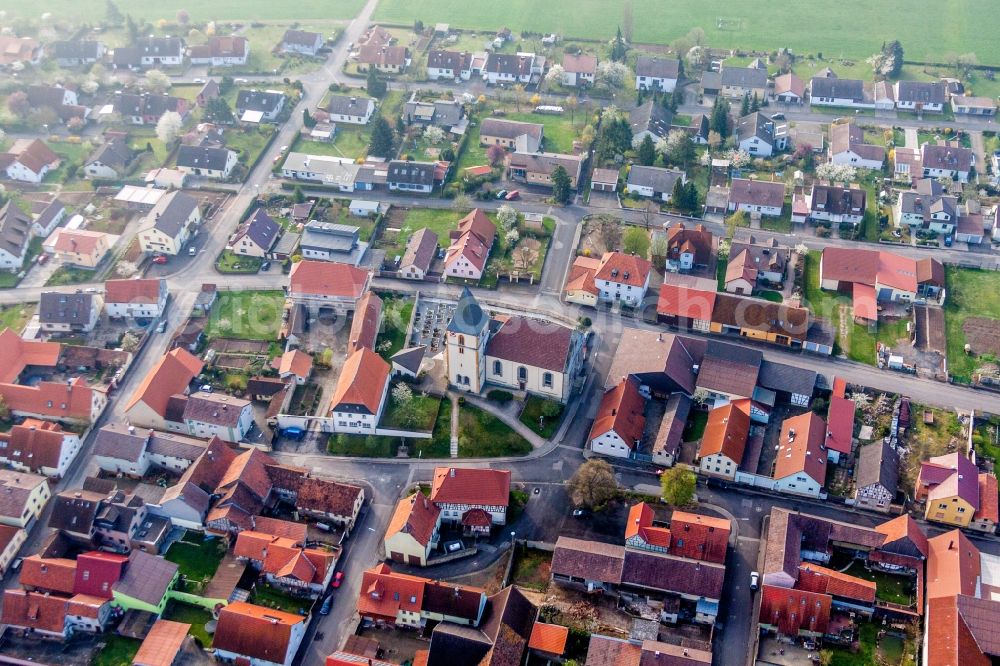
[595,251,652,289]
[588,377,646,451]
[74,551,127,599]
[624,502,672,549]
[875,515,928,558]
[445,209,496,273]
[213,602,305,663]
[348,291,382,353]
[1,589,69,634]
[125,348,204,417]
[668,511,730,564]
[975,473,998,524]
[133,619,191,666]
[357,563,425,621]
[774,411,827,485]
[104,278,163,305]
[832,376,847,398]
[758,584,831,637]
[386,493,440,547]
[289,260,369,299]
[529,622,569,655]
[485,315,577,373]
[796,563,876,603]
[0,328,62,384]
[277,349,313,380]
[431,467,510,507]
[461,507,492,527]
[666,224,714,267]
[926,530,980,600]
[926,595,995,666]
[20,555,77,594]
[852,283,877,322]
[825,396,855,455]
[656,284,716,320]
[698,399,751,463]
[565,256,601,297]
[0,420,71,471]
[330,347,390,415]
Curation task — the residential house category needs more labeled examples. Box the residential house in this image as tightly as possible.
[720,66,768,100]
[181,392,254,443]
[735,112,787,157]
[137,191,201,255]
[507,152,584,189]
[628,101,673,143]
[951,94,996,116]
[281,153,361,191]
[0,524,25,577]
[562,53,597,87]
[324,94,376,125]
[50,40,105,67]
[854,442,899,513]
[725,234,788,294]
[196,80,220,107]
[0,469,51,528]
[228,209,280,258]
[281,29,324,56]
[650,395,692,467]
[347,291,382,355]
[563,255,602,307]
[917,452,997,532]
[479,118,543,152]
[625,165,685,202]
[0,201,34,270]
[275,350,313,385]
[236,89,286,123]
[895,178,959,234]
[176,145,238,180]
[329,347,391,434]
[1,588,111,639]
[809,75,873,108]
[635,56,680,92]
[772,73,805,103]
[773,411,827,498]
[710,294,810,349]
[665,223,713,272]
[590,251,651,307]
[27,85,89,123]
[0,419,81,478]
[92,423,206,478]
[824,393,855,463]
[384,493,441,567]
[213,601,307,666]
[0,36,40,66]
[806,183,867,226]
[444,208,496,280]
[287,260,370,310]
[390,346,426,380]
[112,93,189,125]
[234,530,336,597]
[187,36,249,67]
[111,37,184,70]
[921,142,975,183]
[819,247,944,303]
[38,292,102,333]
[83,139,133,179]
[0,138,61,184]
[387,160,440,194]
[727,179,786,217]
[427,50,473,81]
[584,635,712,666]
[589,377,647,459]
[894,80,947,112]
[656,284,716,332]
[431,467,510,526]
[32,199,66,237]
[482,52,540,86]
[356,562,488,628]
[104,278,167,319]
[124,348,204,431]
[111,549,178,615]
[42,229,114,269]
[399,227,438,280]
[697,400,752,480]
[829,122,885,170]
[357,26,409,74]
[401,98,465,133]
[300,222,367,265]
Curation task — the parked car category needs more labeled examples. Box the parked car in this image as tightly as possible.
[331,571,344,588]
[319,594,333,615]
[750,571,760,590]
[572,508,590,518]
[771,112,785,120]
[261,261,271,271]
[37,253,48,265]
[152,255,168,265]
[505,190,520,200]
[156,321,167,333]
[495,189,508,199]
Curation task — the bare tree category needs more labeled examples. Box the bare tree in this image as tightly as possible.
[622,1,634,43]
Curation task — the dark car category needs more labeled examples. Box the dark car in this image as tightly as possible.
[319,594,333,615]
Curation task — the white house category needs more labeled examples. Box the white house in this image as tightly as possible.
[588,377,646,459]
[104,278,168,319]
[829,122,885,170]
[561,53,597,87]
[329,347,390,434]
[727,179,786,218]
[1,139,61,184]
[921,143,975,183]
[426,50,473,81]
[593,252,652,307]
[281,29,324,56]
[181,392,254,443]
[430,467,510,526]
[772,412,827,498]
[324,94,376,125]
[187,36,249,67]
[735,112,787,158]
[0,201,33,271]
[482,52,541,86]
[625,166,685,202]
[894,80,947,113]
[0,420,83,479]
[634,56,679,92]
[443,209,495,281]
[213,602,306,666]
[175,145,238,180]
[696,400,751,481]
[806,183,867,226]
[137,191,201,255]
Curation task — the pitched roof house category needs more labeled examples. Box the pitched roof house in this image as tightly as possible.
[588,377,647,459]
[444,208,496,280]
[124,348,204,430]
[213,601,307,666]
[431,467,511,526]
[385,493,442,567]
[697,400,752,481]
[288,260,370,308]
[773,411,827,497]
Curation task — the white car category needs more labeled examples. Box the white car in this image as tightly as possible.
[749,571,760,590]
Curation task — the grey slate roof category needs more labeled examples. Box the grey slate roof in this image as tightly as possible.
[182,392,250,427]
[86,139,132,170]
[114,550,178,605]
[325,94,375,117]
[757,360,817,397]
[282,29,322,48]
[810,77,865,102]
[721,66,768,90]
[856,441,900,495]
[176,145,234,172]
[736,112,777,146]
[34,200,65,231]
[400,227,438,273]
[149,191,199,238]
[387,160,436,186]
[448,287,489,336]
[236,89,285,114]
[628,101,673,139]
[0,201,32,259]
[93,424,148,463]
[895,80,947,105]
[147,432,207,461]
[300,221,360,253]
[38,292,95,326]
[232,208,280,252]
[50,40,102,61]
[391,346,426,374]
[627,165,684,194]
[635,56,679,80]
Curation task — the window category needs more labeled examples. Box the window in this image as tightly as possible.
[543,372,553,388]
[518,367,527,382]
[458,335,465,347]
[494,361,503,376]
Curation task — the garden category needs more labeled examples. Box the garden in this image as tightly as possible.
[943,266,1000,383]
[162,601,215,648]
[203,290,286,341]
[375,294,415,359]
[164,530,227,593]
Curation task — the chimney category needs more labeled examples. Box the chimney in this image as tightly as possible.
[450,468,456,477]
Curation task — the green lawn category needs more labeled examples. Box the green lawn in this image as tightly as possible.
[376,208,475,260]
[683,410,708,442]
[850,323,877,366]
[205,290,285,341]
[93,635,142,666]
[292,132,370,161]
[226,125,276,172]
[0,303,35,333]
[162,601,215,649]
[128,132,169,165]
[231,24,332,75]
[424,397,454,457]
[843,561,915,606]
[519,395,564,439]
[164,531,226,586]
[328,432,400,457]
[216,249,263,274]
[8,1,364,21]
[251,583,311,614]
[376,295,415,359]
[44,142,91,186]
[454,120,492,176]
[944,266,1000,383]
[381,383,442,431]
[502,111,581,154]
[45,266,99,287]
[458,403,532,457]
[973,418,1000,476]
[830,622,878,666]
[803,250,853,356]
[376,0,1000,65]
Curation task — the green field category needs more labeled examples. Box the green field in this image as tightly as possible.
[205,290,285,341]
[944,267,1000,383]
[503,111,581,154]
[457,403,532,457]
[0,304,35,333]
[374,0,1000,65]
[93,635,142,666]
[0,0,365,22]
[376,208,481,260]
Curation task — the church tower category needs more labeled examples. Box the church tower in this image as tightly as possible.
[446,287,490,393]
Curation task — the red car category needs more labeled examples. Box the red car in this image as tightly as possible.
[505,190,520,200]
[152,255,168,265]
[331,571,344,588]
[37,253,49,265]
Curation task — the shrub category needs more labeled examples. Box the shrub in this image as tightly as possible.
[488,390,514,404]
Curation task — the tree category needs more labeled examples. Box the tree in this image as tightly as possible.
[424,125,446,144]
[710,96,731,138]
[105,0,123,24]
[621,0,634,43]
[302,108,316,128]
[660,467,696,506]
[81,78,100,95]
[750,92,760,113]
[551,165,572,204]
[188,28,206,43]
[413,19,424,33]
[497,204,519,231]
[155,111,183,144]
[579,124,596,149]
[946,52,979,80]
[125,14,139,44]
[513,84,526,112]
[610,26,627,62]
[650,234,668,261]
[204,97,234,124]
[670,85,684,111]
[567,459,618,508]
[623,227,650,257]
[725,209,747,237]
[487,144,506,166]
[637,135,656,166]
[707,130,722,152]
[176,9,190,25]
[530,93,541,107]
[740,93,750,117]
[220,75,234,94]
[368,116,395,157]
[506,229,521,248]
[293,185,305,203]
[145,69,171,94]
[566,95,579,124]
[597,61,629,89]
[392,381,414,406]
[599,216,623,250]
[6,91,28,118]
[545,64,565,86]
[818,651,833,666]
[366,67,387,98]
[815,162,858,181]
[666,129,695,168]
